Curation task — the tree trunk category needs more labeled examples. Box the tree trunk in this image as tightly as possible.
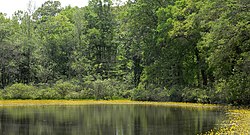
[133,55,142,86]
[1,66,6,88]
[201,69,207,86]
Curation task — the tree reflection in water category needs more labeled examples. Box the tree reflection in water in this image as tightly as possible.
[0,104,224,135]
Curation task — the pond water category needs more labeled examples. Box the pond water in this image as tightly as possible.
[0,104,225,135]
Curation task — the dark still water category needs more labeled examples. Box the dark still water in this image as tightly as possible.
[0,104,224,135]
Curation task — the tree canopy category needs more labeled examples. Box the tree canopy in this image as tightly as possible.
[0,0,249,105]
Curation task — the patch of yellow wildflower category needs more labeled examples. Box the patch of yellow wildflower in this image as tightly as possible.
[0,100,220,109]
[203,109,250,135]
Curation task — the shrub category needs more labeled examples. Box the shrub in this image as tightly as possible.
[212,80,228,104]
[0,79,131,100]
[65,92,81,99]
[78,89,95,99]
[82,79,130,100]
[157,87,172,101]
[224,72,250,105]
[37,88,61,99]
[3,83,37,99]
[132,84,184,102]
[182,87,210,103]
[91,79,113,100]
[131,84,152,101]
[121,90,133,99]
[53,81,80,99]
[0,90,3,99]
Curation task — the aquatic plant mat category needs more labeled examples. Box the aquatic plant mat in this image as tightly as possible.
[0,100,223,109]
[203,109,250,135]
[0,100,220,108]
[0,100,249,134]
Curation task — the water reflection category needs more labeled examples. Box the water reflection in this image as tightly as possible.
[0,104,224,135]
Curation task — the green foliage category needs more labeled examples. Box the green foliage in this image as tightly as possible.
[0,0,249,105]
[0,80,132,100]
[91,79,113,100]
[64,92,81,99]
[3,83,36,99]
[224,72,250,105]
[182,87,210,103]
[53,81,80,98]
[0,13,11,42]
[132,84,183,102]
[84,79,131,100]
[37,88,61,99]
[0,89,3,99]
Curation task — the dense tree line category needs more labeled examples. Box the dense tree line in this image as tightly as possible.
[0,0,249,105]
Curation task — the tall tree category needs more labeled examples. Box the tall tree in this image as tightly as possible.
[199,0,250,104]
[84,0,117,79]
[12,5,37,84]
[125,0,173,87]
[0,13,20,87]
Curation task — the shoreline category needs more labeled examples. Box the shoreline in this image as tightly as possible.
[0,100,222,108]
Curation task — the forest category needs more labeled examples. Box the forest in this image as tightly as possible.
[0,0,249,105]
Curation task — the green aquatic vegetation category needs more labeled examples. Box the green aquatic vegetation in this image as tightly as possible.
[203,109,250,135]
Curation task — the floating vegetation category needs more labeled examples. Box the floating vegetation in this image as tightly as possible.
[0,100,133,106]
[202,109,250,135]
[0,100,220,109]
